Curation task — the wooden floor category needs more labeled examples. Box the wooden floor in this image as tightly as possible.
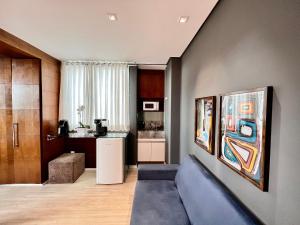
[0,169,137,225]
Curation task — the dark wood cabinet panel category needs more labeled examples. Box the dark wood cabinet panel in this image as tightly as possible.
[12,59,40,85]
[65,138,96,168]
[0,40,35,58]
[64,136,129,168]
[13,159,41,183]
[40,59,61,182]
[0,58,14,184]
[138,69,164,99]
[0,58,42,184]
[41,136,65,182]
[0,58,12,84]
[0,29,61,184]
[12,59,41,184]
[0,28,58,63]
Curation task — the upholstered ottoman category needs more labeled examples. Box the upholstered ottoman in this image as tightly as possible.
[49,153,85,183]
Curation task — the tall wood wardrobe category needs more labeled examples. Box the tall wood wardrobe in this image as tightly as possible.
[0,28,63,184]
[0,58,41,183]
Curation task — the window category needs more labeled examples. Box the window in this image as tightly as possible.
[59,61,129,131]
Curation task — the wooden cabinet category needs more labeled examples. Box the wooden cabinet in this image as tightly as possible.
[138,69,164,99]
[138,140,165,162]
[151,142,165,161]
[0,58,14,184]
[0,57,61,184]
[0,58,42,184]
[65,137,96,168]
[0,29,61,184]
[138,142,152,161]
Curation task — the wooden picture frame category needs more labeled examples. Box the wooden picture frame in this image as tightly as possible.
[195,96,216,154]
[217,86,273,191]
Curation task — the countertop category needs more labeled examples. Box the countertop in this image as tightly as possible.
[138,138,166,142]
[68,132,128,139]
[137,130,165,141]
[100,132,128,138]
[68,133,96,138]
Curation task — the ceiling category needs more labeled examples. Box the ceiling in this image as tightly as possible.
[0,0,218,64]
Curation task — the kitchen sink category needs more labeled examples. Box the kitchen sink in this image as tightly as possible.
[138,131,165,139]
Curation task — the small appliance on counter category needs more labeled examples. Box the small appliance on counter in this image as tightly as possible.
[94,119,108,137]
[58,120,69,136]
[143,101,159,111]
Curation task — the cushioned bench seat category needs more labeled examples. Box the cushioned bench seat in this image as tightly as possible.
[48,153,85,183]
[137,164,179,180]
[131,180,190,225]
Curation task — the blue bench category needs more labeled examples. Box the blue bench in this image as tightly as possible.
[131,155,262,225]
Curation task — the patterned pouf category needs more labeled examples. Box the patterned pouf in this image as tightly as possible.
[49,153,85,183]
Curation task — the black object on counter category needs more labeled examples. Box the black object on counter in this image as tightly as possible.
[58,120,69,136]
[94,119,108,137]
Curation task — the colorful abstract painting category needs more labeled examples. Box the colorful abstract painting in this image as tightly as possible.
[195,96,216,154]
[218,87,273,191]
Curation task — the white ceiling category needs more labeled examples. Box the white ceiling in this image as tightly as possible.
[0,0,218,64]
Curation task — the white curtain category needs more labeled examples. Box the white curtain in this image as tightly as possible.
[59,61,130,131]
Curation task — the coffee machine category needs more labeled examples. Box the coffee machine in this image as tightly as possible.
[94,119,108,137]
[58,120,69,136]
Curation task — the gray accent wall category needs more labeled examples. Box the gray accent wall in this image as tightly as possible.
[128,65,138,165]
[165,57,181,163]
[180,0,300,224]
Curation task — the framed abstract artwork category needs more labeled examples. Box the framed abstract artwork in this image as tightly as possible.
[195,96,216,154]
[218,87,273,191]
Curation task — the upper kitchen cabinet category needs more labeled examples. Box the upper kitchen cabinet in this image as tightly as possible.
[138,69,164,99]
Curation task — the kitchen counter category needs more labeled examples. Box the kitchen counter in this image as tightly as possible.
[66,132,129,168]
[137,131,166,162]
[68,133,96,138]
[68,132,128,138]
[99,132,128,138]
[138,130,165,139]
[138,138,165,142]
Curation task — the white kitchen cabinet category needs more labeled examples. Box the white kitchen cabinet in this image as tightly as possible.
[151,142,165,161]
[138,142,152,162]
[138,139,165,162]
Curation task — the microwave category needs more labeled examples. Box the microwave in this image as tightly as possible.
[143,101,159,111]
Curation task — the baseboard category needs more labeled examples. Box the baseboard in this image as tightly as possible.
[85,168,96,171]
[0,183,44,187]
[85,166,136,170]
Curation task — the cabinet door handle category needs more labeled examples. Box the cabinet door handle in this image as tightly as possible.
[13,123,19,148]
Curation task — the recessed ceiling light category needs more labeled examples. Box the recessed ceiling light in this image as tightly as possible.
[178,16,189,24]
[108,13,118,21]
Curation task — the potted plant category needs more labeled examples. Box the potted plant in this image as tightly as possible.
[76,105,90,135]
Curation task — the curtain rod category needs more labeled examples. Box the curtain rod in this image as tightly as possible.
[128,63,166,66]
[62,60,166,66]
[63,60,136,64]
